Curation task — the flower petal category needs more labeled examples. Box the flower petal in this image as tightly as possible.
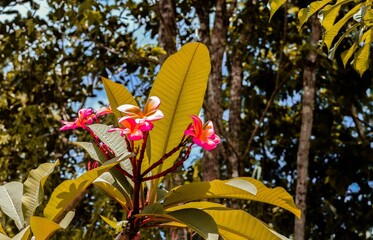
[117,104,143,118]
[144,96,161,115]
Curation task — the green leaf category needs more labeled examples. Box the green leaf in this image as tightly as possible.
[93,172,130,210]
[166,202,288,240]
[324,3,364,50]
[328,22,360,60]
[99,215,128,233]
[74,142,107,164]
[163,177,301,219]
[298,8,309,31]
[353,29,372,77]
[11,226,31,240]
[22,161,59,225]
[137,208,219,240]
[142,203,164,215]
[102,76,138,119]
[225,178,257,195]
[44,153,132,221]
[148,42,210,176]
[0,182,24,230]
[268,0,286,22]
[30,216,62,240]
[167,209,219,240]
[341,43,358,67]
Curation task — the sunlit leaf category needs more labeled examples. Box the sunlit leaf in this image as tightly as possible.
[44,153,132,221]
[58,211,75,229]
[328,22,359,60]
[11,226,31,240]
[93,172,130,210]
[341,43,358,67]
[22,161,59,225]
[163,177,301,219]
[166,202,288,240]
[268,0,286,22]
[148,42,210,176]
[319,4,342,31]
[0,233,10,240]
[353,29,372,77]
[30,216,62,240]
[0,182,24,230]
[74,142,107,164]
[102,76,138,119]
[298,0,332,30]
[324,3,363,50]
[100,215,128,233]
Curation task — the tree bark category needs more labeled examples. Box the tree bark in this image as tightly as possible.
[157,0,177,64]
[294,15,321,240]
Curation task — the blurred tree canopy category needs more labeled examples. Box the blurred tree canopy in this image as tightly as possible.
[0,0,372,239]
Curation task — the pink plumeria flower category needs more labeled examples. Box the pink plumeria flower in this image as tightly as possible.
[60,108,97,131]
[184,115,221,151]
[96,105,112,117]
[117,96,164,128]
[109,117,146,141]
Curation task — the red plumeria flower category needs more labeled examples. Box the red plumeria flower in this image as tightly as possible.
[96,105,112,117]
[109,117,148,141]
[117,96,164,129]
[60,108,97,131]
[184,115,221,150]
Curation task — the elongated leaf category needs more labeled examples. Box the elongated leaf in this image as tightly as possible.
[298,0,332,30]
[58,211,75,229]
[100,215,128,233]
[22,161,59,225]
[163,177,301,219]
[30,216,62,240]
[142,202,164,215]
[88,124,134,191]
[268,0,286,22]
[102,76,138,119]
[353,29,372,77]
[137,208,219,240]
[320,4,342,31]
[328,22,360,60]
[0,233,10,240]
[167,209,219,240]
[74,142,107,163]
[93,172,129,210]
[11,226,31,240]
[324,3,363,50]
[88,124,128,158]
[341,43,358,67]
[148,42,210,175]
[166,202,288,240]
[44,153,132,221]
[0,182,24,230]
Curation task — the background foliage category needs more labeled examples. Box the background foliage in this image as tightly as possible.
[0,0,372,239]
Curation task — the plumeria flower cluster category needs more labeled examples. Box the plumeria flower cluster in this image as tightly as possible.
[60,96,221,173]
[109,96,164,140]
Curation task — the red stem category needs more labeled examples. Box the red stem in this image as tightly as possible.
[141,138,188,178]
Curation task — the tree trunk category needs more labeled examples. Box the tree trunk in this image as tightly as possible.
[294,15,321,240]
[157,0,177,64]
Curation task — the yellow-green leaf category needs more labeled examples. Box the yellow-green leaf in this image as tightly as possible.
[22,161,59,225]
[93,172,129,210]
[320,4,342,31]
[58,211,75,229]
[341,43,358,67]
[148,42,210,176]
[44,153,132,221]
[137,208,219,240]
[30,216,62,240]
[353,29,372,77]
[163,177,301,219]
[298,0,332,30]
[100,215,128,233]
[324,3,363,50]
[102,77,138,119]
[268,0,286,22]
[166,202,288,240]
